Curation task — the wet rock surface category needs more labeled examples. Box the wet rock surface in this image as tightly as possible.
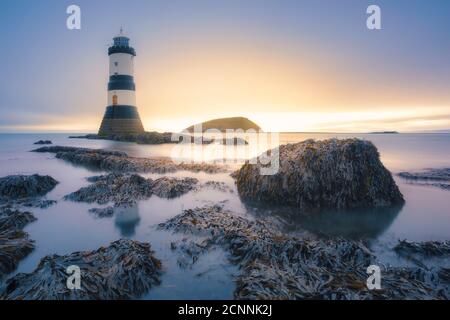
[159,205,449,300]
[203,181,234,193]
[0,208,36,279]
[236,139,404,211]
[0,175,58,201]
[65,173,199,206]
[65,174,153,207]
[88,206,115,218]
[151,177,199,199]
[395,240,450,259]
[70,132,248,145]
[170,238,211,269]
[33,146,225,174]
[1,239,162,300]
[33,140,52,145]
[398,168,450,191]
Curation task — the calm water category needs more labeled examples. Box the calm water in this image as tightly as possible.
[0,133,449,298]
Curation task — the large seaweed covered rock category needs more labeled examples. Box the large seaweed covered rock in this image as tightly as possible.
[0,175,58,200]
[236,139,404,210]
[1,239,162,300]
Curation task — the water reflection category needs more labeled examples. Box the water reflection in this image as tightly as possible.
[114,206,141,237]
[246,203,403,239]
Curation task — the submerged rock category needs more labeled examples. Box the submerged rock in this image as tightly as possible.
[22,199,57,209]
[33,145,225,174]
[65,173,199,206]
[203,181,234,193]
[236,139,404,211]
[170,238,211,269]
[88,206,115,218]
[0,208,36,279]
[398,168,450,191]
[160,205,449,300]
[0,174,58,201]
[1,239,162,300]
[33,140,52,145]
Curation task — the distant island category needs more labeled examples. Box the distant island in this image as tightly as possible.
[369,131,399,134]
[185,117,261,133]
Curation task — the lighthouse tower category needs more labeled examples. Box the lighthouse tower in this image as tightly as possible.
[98,30,144,136]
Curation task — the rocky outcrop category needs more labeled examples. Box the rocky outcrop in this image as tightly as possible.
[398,168,450,191]
[70,132,176,145]
[0,208,36,279]
[33,146,225,174]
[151,177,199,199]
[33,140,52,145]
[65,174,199,206]
[159,205,450,300]
[394,240,450,259]
[65,174,153,207]
[236,139,404,211]
[70,132,248,145]
[0,175,58,201]
[0,239,162,300]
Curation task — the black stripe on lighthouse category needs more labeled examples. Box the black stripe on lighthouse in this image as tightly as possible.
[108,75,136,91]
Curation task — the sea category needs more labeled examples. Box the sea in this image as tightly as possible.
[0,132,449,299]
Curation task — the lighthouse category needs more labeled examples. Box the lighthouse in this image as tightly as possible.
[98,30,144,136]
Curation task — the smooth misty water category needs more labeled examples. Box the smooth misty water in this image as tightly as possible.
[0,133,449,299]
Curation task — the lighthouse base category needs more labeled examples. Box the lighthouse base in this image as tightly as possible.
[98,105,145,136]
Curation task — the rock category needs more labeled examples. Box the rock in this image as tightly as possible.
[236,139,404,211]
[170,238,211,269]
[0,239,162,300]
[22,199,57,209]
[203,181,233,193]
[65,174,199,206]
[0,175,58,201]
[0,208,36,279]
[65,174,153,207]
[70,132,176,144]
[69,132,248,145]
[33,146,225,174]
[160,205,449,300]
[185,117,261,133]
[33,140,52,145]
[398,168,450,191]
[151,177,199,199]
[88,206,115,218]
[394,240,450,259]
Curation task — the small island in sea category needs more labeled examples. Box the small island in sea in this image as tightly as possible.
[369,131,400,134]
[185,117,261,132]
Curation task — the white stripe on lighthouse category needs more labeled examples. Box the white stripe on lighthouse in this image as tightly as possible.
[109,53,135,77]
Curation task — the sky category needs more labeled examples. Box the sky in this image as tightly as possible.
[0,0,449,133]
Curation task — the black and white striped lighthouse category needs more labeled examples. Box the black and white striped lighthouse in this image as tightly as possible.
[98,30,144,136]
